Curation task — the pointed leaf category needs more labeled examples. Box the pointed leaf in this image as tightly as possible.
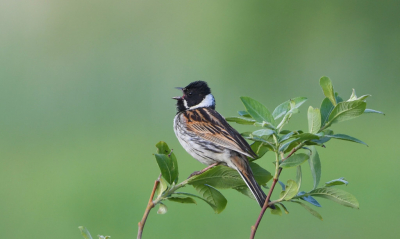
[226,116,256,125]
[279,180,299,200]
[320,98,334,127]
[319,76,336,106]
[252,129,275,137]
[270,204,282,216]
[296,166,302,192]
[308,146,321,190]
[348,89,371,102]
[155,154,178,184]
[240,97,275,125]
[174,192,226,210]
[272,97,308,120]
[155,141,178,183]
[157,203,168,214]
[278,181,286,191]
[238,110,251,117]
[234,186,255,200]
[278,203,289,214]
[78,226,93,239]
[306,187,359,208]
[168,196,197,204]
[279,131,295,143]
[188,163,272,189]
[349,89,357,101]
[279,154,309,169]
[325,134,368,146]
[193,184,227,213]
[249,141,270,160]
[293,133,320,141]
[291,201,323,220]
[297,191,322,207]
[327,100,366,126]
[325,177,348,187]
[308,106,321,134]
[279,138,299,152]
[364,109,385,115]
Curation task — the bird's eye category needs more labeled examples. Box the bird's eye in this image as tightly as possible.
[189,92,192,95]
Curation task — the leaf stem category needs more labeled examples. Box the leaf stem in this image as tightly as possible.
[249,142,305,239]
[137,174,161,239]
[137,174,193,239]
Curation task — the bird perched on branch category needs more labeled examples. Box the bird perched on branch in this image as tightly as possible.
[172,81,270,208]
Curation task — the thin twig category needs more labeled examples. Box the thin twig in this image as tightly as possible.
[249,143,305,239]
[137,174,161,239]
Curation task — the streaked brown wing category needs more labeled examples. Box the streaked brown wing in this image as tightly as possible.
[182,107,257,158]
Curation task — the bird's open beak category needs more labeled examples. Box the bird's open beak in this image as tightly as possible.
[172,87,184,100]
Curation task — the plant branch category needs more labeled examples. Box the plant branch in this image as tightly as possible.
[137,174,161,239]
[137,164,216,239]
[249,142,305,239]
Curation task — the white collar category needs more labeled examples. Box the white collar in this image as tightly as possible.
[187,94,215,110]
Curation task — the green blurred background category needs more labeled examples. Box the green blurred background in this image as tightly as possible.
[1,0,398,238]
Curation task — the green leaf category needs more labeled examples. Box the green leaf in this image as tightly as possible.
[270,204,282,216]
[326,100,367,126]
[297,191,322,207]
[225,116,256,125]
[279,180,299,200]
[335,92,344,103]
[98,236,111,239]
[279,138,299,152]
[276,108,300,130]
[188,163,272,189]
[157,202,168,214]
[308,146,321,190]
[325,134,368,146]
[278,181,286,191]
[319,76,336,106]
[240,96,275,125]
[296,166,302,192]
[279,132,295,143]
[155,177,168,198]
[291,201,323,220]
[234,186,255,200]
[78,226,93,239]
[293,133,320,141]
[320,98,334,127]
[193,184,227,213]
[279,154,309,169]
[278,203,289,214]
[155,141,178,183]
[238,110,251,117]
[168,197,197,204]
[272,97,308,120]
[252,129,275,137]
[155,154,178,184]
[364,109,385,115]
[325,177,348,187]
[249,141,270,160]
[306,187,359,208]
[348,89,371,102]
[308,106,321,134]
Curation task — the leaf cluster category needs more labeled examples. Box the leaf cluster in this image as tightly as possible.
[151,77,383,219]
[223,76,383,219]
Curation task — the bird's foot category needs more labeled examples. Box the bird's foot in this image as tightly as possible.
[187,162,220,179]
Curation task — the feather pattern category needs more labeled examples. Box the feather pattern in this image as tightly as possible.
[178,107,258,159]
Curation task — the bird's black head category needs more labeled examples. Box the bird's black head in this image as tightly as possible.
[173,81,215,112]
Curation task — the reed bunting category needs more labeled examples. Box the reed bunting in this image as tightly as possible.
[173,81,269,208]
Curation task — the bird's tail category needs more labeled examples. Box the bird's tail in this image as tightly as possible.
[232,155,275,209]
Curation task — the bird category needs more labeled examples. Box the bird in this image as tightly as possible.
[172,81,270,208]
